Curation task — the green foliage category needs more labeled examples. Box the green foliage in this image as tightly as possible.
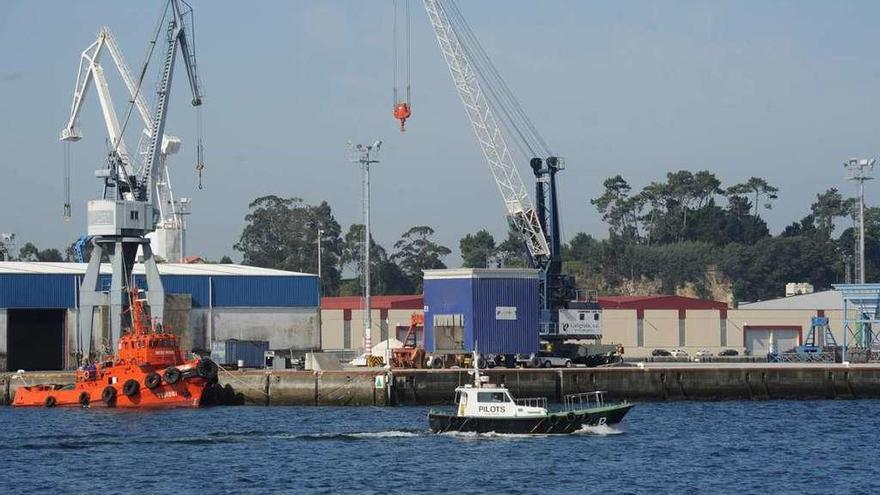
[391,226,451,291]
[460,230,496,268]
[234,195,343,295]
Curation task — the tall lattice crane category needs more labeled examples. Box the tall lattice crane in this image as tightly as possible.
[422,0,596,339]
[60,26,191,263]
[73,0,203,361]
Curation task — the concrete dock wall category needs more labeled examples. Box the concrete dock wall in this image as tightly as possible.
[2,365,879,406]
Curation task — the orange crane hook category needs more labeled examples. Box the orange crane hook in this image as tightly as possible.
[394,101,411,132]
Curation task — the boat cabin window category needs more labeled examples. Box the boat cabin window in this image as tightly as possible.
[477,392,510,403]
[455,391,468,406]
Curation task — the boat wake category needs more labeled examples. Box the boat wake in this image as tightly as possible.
[573,424,624,436]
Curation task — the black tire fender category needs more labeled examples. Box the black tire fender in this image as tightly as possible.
[44,396,57,408]
[122,379,140,397]
[566,412,576,422]
[78,392,90,407]
[163,367,182,385]
[197,358,219,381]
[101,386,117,406]
[145,372,162,390]
[549,414,560,424]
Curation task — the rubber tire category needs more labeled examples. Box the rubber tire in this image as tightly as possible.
[549,414,560,424]
[430,356,443,369]
[565,360,573,368]
[529,355,540,368]
[122,379,140,397]
[197,358,218,381]
[163,367,182,385]
[44,396,57,408]
[145,372,162,390]
[102,386,117,407]
[78,392,90,407]
[566,412,576,422]
[477,357,487,369]
[543,360,552,368]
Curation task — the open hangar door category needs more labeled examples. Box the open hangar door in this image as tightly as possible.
[7,309,65,371]
[744,326,801,355]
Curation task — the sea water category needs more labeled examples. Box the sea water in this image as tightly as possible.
[0,400,876,494]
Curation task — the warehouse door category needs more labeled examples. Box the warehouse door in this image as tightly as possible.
[433,314,465,352]
[7,309,65,371]
[745,327,800,355]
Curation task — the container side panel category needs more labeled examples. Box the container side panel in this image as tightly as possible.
[472,278,539,354]
[423,278,473,352]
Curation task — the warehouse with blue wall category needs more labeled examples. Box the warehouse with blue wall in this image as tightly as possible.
[0,262,320,371]
[423,268,540,355]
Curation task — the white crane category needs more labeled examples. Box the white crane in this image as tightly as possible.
[74,0,203,361]
[422,0,592,340]
[61,26,190,263]
[421,0,550,261]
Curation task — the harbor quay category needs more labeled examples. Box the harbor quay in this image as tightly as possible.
[3,364,879,406]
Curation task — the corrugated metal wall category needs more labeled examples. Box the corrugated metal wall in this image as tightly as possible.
[0,275,77,308]
[471,277,539,354]
[0,273,318,309]
[212,276,319,307]
[424,276,539,354]
[424,278,473,352]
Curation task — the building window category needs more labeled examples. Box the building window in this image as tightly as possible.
[130,211,139,221]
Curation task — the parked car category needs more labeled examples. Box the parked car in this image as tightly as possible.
[516,352,573,368]
[651,349,672,357]
[669,349,689,358]
[718,349,739,356]
[694,349,714,358]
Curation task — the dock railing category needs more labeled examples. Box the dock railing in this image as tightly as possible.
[563,391,606,411]
[515,397,548,409]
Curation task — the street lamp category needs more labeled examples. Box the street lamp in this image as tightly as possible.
[317,228,324,294]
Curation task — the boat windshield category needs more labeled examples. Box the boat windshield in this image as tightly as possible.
[477,391,511,403]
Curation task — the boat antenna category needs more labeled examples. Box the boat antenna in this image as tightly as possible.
[473,341,480,387]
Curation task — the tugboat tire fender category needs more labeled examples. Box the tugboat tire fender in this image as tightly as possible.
[102,386,117,406]
[78,392,90,407]
[566,412,576,422]
[197,358,219,381]
[145,372,162,390]
[44,396,56,408]
[164,367,182,385]
[549,414,560,424]
[122,379,140,397]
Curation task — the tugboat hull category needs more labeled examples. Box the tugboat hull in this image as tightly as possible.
[13,361,216,409]
[429,404,633,434]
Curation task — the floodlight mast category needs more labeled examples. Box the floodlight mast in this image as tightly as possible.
[845,158,875,284]
[350,141,381,357]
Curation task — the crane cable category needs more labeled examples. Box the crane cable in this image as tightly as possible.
[445,0,552,159]
[63,142,72,221]
[392,0,412,130]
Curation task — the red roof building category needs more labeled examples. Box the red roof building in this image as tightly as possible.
[320,295,424,310]
[597,295,727,311]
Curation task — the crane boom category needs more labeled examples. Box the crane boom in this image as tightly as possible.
[422,0,550,260]
[139,0,202,206]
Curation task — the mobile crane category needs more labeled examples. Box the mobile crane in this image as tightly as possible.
[421,1,609,362]
[70,0,203,361]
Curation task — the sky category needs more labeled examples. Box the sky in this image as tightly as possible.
[2,1,880,264]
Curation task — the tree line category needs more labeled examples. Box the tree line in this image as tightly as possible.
[6,172,874,304]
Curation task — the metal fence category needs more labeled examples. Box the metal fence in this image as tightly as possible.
[563,391,606,411]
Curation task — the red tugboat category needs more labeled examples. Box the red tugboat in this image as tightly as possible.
[13,287,218,408]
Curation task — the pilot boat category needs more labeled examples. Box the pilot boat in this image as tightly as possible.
[13,287,218,408]
[429,351,633,434]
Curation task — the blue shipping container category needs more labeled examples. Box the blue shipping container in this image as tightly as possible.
[211,339,269,367]
[423,269,539,355]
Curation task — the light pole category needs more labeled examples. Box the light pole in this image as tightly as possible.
[845,158,875,284]
[349,140,381,357]
[317,228,324,295]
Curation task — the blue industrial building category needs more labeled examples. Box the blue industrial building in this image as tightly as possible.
[0,262,320,371]
[423,268,540,355]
